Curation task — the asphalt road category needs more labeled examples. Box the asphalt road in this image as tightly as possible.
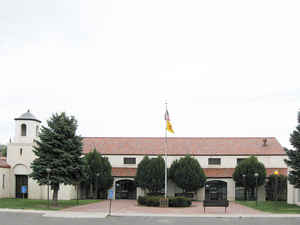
[1,212,300,225]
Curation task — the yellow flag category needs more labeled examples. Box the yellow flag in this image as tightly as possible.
[166,120,174,133]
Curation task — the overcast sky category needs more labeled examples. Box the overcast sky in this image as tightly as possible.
[0,0,299,149]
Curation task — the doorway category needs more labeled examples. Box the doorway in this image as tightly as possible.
[205,180,227,200]
[115,179,136,199]
[15,175,28,198]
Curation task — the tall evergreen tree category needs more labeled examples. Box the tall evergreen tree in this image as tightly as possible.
[30,112,85,205]
[135,156,151,191]
[0,144,7,157]
[285,111,300,188]
[169,155,206,193]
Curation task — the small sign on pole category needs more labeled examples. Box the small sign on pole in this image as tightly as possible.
[108,190,114,216]
[21,185,27,199]
[108,190,114,199]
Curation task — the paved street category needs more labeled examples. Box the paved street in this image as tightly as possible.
[1,212,300,225]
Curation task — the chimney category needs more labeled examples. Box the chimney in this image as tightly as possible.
[262,138,267,147]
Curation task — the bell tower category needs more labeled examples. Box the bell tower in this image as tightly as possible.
[6,110,42,199]
[14,110,41,144]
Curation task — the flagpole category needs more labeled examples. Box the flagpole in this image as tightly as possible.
[164,101,168,199]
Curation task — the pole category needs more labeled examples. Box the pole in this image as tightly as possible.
[164,101,168,199]
[275,175,278,201]
[242,174,246,201]
[47,172,50,209]
[77,183,79,205]
[255,177,258,206]
[109,199,112,215]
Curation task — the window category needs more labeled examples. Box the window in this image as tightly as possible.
[20,148,23,156]
[2,174,5,189]
[237,158,246,165]
[208,158,221,165]
[124,157,136,164]
[21,124,27,136]
[36,126,39,136]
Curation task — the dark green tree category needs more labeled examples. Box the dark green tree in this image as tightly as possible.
[265,174,287,201]
[285,111,300,188]
[169,155,206,193]
[135,155,151,190]
[0,145,7,157]
[135,155,165,194]
[83,149,113,198]
[147,156,165,194]
[233,156,266,200]
[30,112,85,205]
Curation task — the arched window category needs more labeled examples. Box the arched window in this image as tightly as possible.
[36,126,39,136]
[21,124,27,136]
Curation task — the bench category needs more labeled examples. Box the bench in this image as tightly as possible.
[203,200,229,213]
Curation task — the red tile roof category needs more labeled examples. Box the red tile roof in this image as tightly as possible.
[0,159,10,168]
[111,167,287,178]
[82,137,285,156]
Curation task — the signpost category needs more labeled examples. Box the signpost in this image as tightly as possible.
[108,190,114,216]
[21,185,27,199]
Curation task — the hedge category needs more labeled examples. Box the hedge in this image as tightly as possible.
[137,196,191,207]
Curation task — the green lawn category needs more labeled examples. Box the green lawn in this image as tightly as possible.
[0,198,101,211]
[237,201,300,214]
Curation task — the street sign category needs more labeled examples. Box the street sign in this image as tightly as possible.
[21,185,27,194]
[108,190,114,200]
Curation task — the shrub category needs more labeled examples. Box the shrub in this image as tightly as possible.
[168,196,191,207]
[137,195,191,207]
[147,196,160,206]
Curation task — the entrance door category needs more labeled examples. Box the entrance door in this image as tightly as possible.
[15,175,28,198]
[205,180,227,200]
[115,180,136,199]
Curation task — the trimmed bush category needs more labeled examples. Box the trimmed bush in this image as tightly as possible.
[147,196,160,206]
[169,196,191,207]
[137,196,191,207]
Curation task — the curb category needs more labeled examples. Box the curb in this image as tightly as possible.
[110,213,300,218]
[1,209,300,218]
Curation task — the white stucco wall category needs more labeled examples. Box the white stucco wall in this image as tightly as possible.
[0,168,10,198]
[39,184,77,200]
[287,181,300,206]
[7,142,41,198]
[104,155,287,169]
[105,154,288,202]
[287,166,300,206]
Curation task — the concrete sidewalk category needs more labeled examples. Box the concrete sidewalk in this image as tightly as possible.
[61,200,300,217]
[62,200,265,214]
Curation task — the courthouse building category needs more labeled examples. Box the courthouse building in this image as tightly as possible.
[0,110,299,205]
